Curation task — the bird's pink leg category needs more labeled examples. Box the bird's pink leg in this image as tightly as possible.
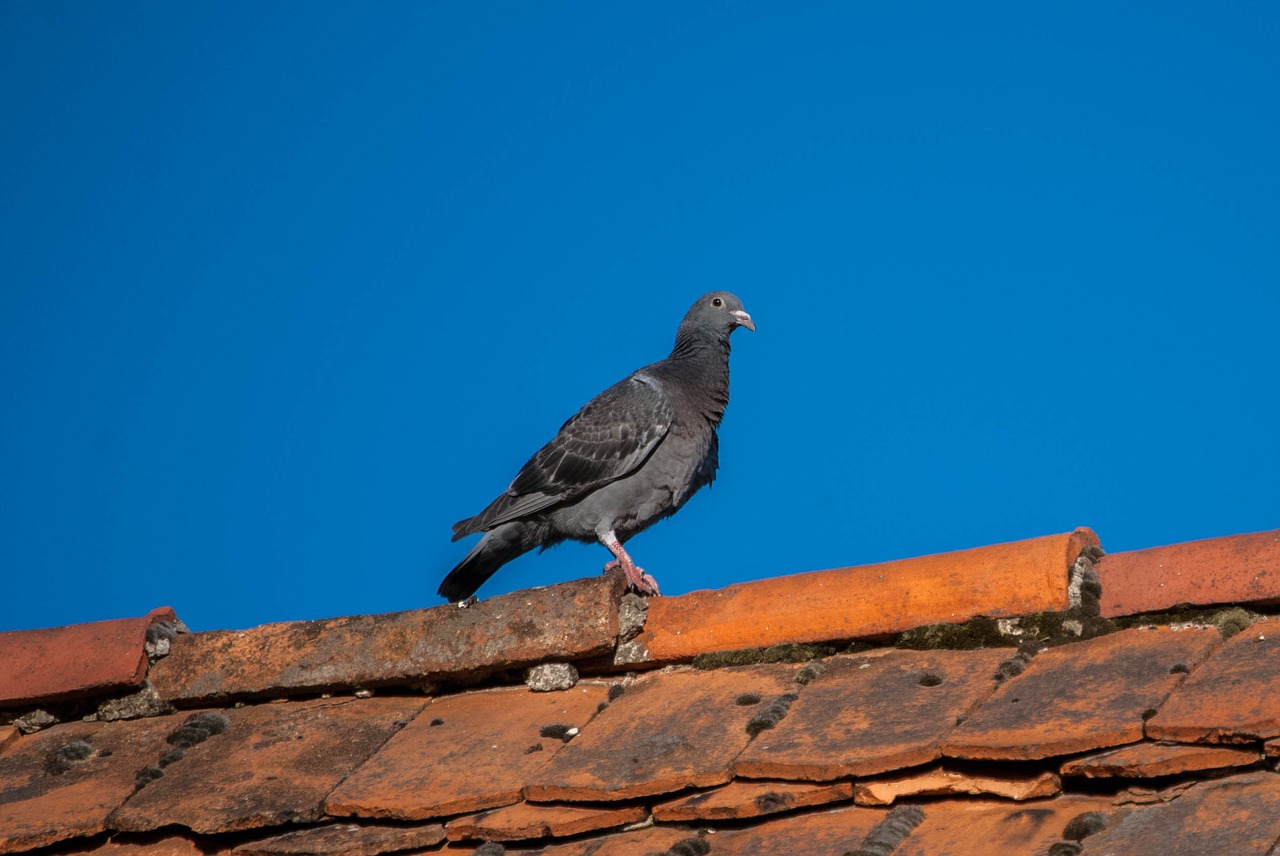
[601,537,660,596]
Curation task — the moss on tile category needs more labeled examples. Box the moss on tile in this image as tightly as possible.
[692,642,838,669]
[1113,605,1258,638]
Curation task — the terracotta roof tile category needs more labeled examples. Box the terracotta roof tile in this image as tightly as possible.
[734,648,1009,780]
[651,779,854,821]
[635,529,1097,661]
[525,664,800,802]
[111,697,424,835]
[706,804,886,855]
[0,714,180,853]
[1096,529,1280,618]
[1146,617,1280,743]
[231,822,446,855]
[893,795,1115,855]
[853,767,1061,806]
[1081,772,1280,855]
[149,575,625,706]
[326,685,610,820]
[10,525,1280,854]
[444,801,646,842]
[67,836,221,855]
[941,626,1221,760]
[1060,741,1262,778]
[0,607,175,708]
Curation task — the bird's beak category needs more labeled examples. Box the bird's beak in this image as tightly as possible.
[732,310,756,332]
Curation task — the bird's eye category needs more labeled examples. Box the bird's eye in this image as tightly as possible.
[712,297,723,307]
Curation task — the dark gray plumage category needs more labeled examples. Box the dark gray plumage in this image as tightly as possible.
[439,292,755,602]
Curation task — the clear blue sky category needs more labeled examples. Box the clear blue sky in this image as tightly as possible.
[3,3,1277,632]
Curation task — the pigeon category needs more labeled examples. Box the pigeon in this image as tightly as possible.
[439,291,755,602]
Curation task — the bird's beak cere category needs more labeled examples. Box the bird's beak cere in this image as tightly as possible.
[732,310,756,332]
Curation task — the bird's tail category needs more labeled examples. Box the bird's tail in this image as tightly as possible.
[438,521,538,602]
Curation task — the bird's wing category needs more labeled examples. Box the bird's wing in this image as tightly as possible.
[453,372,673,538]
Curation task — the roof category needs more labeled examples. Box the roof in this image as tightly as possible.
[2,526,1280,855]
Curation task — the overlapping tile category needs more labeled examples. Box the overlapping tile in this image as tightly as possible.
[636,529,1097,660]
[1146,618,1280,743]
[111,697,424,834]
[231,822,446,855]
[1061,742,1262,778]
[942,627,1220,760]
[149,574,625,705]
[854,768,1060,806]
[652,780,854,821]
[509,827,700,855]
[1080,772,1280,855]
[1095,529,1280,618]
[0,607,176,707]
[525,664,799,801]
[64,836,223,855]
[734,649,1008,780]
[0,726,18,754]
[445,802,645,842]
[894,795,1115,856]
[327,685,609,820]
[0,713,185,853]
[708,804,887,855]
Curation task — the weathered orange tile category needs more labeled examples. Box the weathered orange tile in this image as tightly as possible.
[652,780,854,821]
[112,697,424,834]
[327,685,609,820]
[445,802,645,842]
[1082,772,1280,855]
[1268,738,1280,758]
[1095,529,1280,618]
[150,574,625,705]
[635,529,1097,661]
[1146,618,1280,743]
[232,822,446,855]
[734,649,1008,780]
[854,768,1060,806]
[1061,741,1262,778]
[0,726,18,755]
[0,607,175,707]
[524,827,701,856]
[0,713,187,854]
[525,664,799,801]
[62,835,224,856]
[942,626,1220,760]
[893,795,1114,856]
[709,804,887,855]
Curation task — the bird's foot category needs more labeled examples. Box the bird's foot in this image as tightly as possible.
[602,558,660,596]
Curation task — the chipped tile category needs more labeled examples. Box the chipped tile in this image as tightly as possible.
[854,768,1060,806]
[1061,741,1262,778]
[942,627,1220,760]
[636,529,1097,660]
[0,607,176,707]
[445,802,646,842]
[232,822,445,855]
[1146,618,1280,743]
[1082,772,1280,855]
[1095,529,1280,618]
[0,713,186,854]
[734,649,1008,780]
[652,780,854,821]
[149,574,625,705]
[111,697,424,835]
[709,804,887,855]
[524,664,798,802]
[327,685,609,820]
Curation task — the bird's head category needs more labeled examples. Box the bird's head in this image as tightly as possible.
[684,291,756,337]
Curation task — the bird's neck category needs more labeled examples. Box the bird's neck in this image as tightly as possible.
[665,331,732,426]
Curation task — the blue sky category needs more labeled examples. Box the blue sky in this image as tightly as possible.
[3,3,1277,632]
